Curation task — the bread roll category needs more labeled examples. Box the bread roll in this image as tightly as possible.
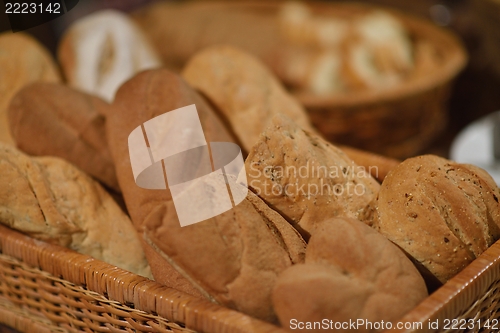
[0,32,61,145]
[58,10,161,102]
[0,143,151,278]
[278,1,349,49]
[272,217,428,332]
[106,69,306,322]
[8,82,119,192]
[245,113,380,239]
[373,155,500,284]
[182,45,316,153]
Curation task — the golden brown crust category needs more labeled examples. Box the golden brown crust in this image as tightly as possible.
[272,217,428,332]
[0,143,151,277]
[8,82,119,192]
[0,32,61,145]
[373,155,500,283]
[106,69,235,231]
[245,114,380,239]
[106,69,306,322]
[182,45,316,153]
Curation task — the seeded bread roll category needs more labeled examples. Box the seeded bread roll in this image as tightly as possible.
[245,113,380,239]
[373,155,500,284]
[272,217,428,333]
[0,32,61,145]
[106,69,306,322]
[8,82,119,192]
[0,143,151,278]
[58,10,161,103]
[182,45,316,153]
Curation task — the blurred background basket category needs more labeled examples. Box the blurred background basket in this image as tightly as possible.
[131,1,467,159]
[272,2,468,159]
[296,4,467,158]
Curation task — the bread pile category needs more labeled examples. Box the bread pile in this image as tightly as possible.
[0,4,498,333]
[277,2,414,94]
[131,1,439,96]
[0,33,61,145]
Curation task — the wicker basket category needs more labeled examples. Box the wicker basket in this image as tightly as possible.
[176,1,467,159]
[288,2,467,159]
[1,149,500,333]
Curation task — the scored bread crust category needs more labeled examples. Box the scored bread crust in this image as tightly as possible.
[105,69,306,322]
[245,113,380,239]
[8,82,119,192]
[0,143,151,278]
[373,155,500,283]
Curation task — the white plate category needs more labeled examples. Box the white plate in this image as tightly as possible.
[450,112,500,185]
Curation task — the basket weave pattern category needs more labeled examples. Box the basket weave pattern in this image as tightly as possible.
[0,253,193,333]
[0,225,285,333]
[306,83,450,159]
[2,223,500,333]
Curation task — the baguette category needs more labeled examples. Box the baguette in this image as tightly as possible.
[105,69,306,322]
[245,113,380,239]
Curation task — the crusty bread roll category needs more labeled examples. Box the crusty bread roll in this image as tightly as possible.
[0,143,151,278]
[58,10,162,103]
[182,45,316,153]
[345,11,414,91]
[0,32,61,145]
[373,155,500,284]
[8,82,119,192]
[272,217,427,332]
[105,69,306,322]
[245,113,380,239]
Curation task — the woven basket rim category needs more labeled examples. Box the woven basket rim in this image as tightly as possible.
[180,0,467,108]
[0,224,286,333]
[3,221,500,332]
